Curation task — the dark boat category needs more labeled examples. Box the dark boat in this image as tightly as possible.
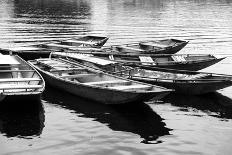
[28,57,171,104]
[51,53,232,95]
[41,35,109,50]
[53,52,225,71]
[110,39,188,54]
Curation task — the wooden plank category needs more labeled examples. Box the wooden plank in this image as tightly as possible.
[84,80,131,85]
[139,56,154,63]
[171,56,186,62]
[0,84,43,90]
[0,78,41,82]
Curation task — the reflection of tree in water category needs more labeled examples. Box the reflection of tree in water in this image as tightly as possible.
[163,92,232,119]
[42,87,171,144]
[14,0,91,17]
[0,99,45,138]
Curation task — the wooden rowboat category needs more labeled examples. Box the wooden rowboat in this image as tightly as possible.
[0,35,108,60]
[52,52,225,71]
[59,35,109,48]
[110,39,188,54]
[0,54,45,102]
[51,53,232,95]
[28,58,171,104]
[40,35,109,50]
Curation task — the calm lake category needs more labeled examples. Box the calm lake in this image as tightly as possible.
[1,0,232,154]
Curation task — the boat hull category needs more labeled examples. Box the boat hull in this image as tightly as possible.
[139,39,188,54]
[133,57,225,71]
[0,93,41,103]
[130,78,232,95]
[36,68,169,104]
[0,55,45,102]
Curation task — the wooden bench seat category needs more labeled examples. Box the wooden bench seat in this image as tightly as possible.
[109,84,152,91]
[60,73,97,79]
[171,56,186,62]
[84,80,131,86]
[0,78,41,82]
[139,42,169,48]
[0,84,43,90]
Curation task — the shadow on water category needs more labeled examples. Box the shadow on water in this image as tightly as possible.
[42,87,172,144]
[162,92,232,119]
[0,99,45,139]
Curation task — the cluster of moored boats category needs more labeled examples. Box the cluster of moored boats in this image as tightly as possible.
[0,35,232,104]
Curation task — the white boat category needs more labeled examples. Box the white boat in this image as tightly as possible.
[28,58,171,104]
[0,54,45,102]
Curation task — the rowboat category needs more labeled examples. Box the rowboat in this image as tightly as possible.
[0,54,45,102]
[51,53,232,95]
[59,35,109,47]
[28,58,171,104]
[0,35,108,60]
[0,46,53,60]
[40,35,109,51]
[110,39,188,54]
[52,52,225,71]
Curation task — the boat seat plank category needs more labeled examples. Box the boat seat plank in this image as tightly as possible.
[0,84,43,90]
[60,73,97,79]
[84,80,131,85]
[0,78,41,82]
[139,42,169,48]
[172,56,186,62]
[139,56,155,65]
[117,46,145,52]
[109,84,152,90]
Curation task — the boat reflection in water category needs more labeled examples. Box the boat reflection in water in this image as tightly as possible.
[42,87,172,144]
[0,99,45,138]
[163,92,232,119]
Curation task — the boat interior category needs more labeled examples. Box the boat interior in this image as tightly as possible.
[0,55,43,93]
[50,53,229,82]
[106,54,217,65]
[60,36,108,47]
[112,39,181,52]
[33,58,157,92]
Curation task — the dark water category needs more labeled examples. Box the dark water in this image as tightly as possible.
[1,0,232,154]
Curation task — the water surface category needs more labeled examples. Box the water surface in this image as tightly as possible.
[1,0,232,154]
